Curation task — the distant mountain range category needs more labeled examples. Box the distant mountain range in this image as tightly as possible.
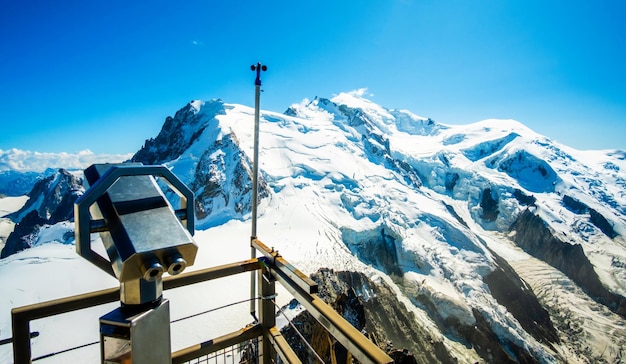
[1,90,625,363]
[0,149,131,196]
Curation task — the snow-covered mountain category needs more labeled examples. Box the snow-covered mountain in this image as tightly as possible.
[1,89,625,363]
[132,100,270,227]
[0,149,131,198]
[0,169,83,258]
[0,169,56,197]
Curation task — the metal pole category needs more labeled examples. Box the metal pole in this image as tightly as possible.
[250,62,266,318]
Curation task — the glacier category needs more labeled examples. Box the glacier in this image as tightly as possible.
[1,89,625,363]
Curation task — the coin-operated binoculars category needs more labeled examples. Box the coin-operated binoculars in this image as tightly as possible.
[75,163,198,364]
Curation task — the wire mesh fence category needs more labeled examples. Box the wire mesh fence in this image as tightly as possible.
[182,337,260,364]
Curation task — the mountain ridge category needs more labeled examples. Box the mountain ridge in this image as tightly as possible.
[1,90,625,362]
[124,90,624,361]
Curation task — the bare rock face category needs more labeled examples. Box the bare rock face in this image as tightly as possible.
[190,132,270,223]
[562,195,618,238]
[281,269,552,364]
[0,169,56,197]
[132,100,270,228]
[1,210,46,258]
[480,187,499,222]
[281,268,455,364]
[1,169,83,258]
[132,100,226,165]
[483,253,559,345]
[510,208,626,317]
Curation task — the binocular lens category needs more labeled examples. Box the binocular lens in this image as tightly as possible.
[167,256,187,276]
[142,261,165,282]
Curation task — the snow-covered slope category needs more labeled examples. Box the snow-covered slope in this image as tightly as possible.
[1,169,84,258]
[1,89,625,363]
[0,196,28,257]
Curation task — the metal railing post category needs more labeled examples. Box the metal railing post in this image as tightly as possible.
[11,310,31,364]
[9,260,260,364]
[8,242,392,363]
[259,264,276,364]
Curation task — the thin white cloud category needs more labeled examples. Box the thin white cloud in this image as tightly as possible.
[0,148,133,173]
[351,88,374,97]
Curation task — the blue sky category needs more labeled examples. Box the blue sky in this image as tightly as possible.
[1,0,625,154]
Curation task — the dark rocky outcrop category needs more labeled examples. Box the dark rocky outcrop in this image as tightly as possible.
[562,195,618,238]
[131,100,270,227]
[443,202,468,228]
[282,269,548,363]
[456,309,538,364]
[6,168,82,224]
[1,169,83,258]
[562,195,588,214]
[483,252,559,345]
[510,209,626,317]
[408,278,540,363]
[281,269,456,364]
[132,100,225,165]
[388,349,419,364]
[1,210,46,258]
[589,208,617,238]
[513,189,536,206]
[480,188,499,222]
[190,132,270,223]
[0,169,56,197]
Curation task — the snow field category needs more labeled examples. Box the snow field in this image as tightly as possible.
[512,258,626,363]
[0,220,290,363]
[2,90,625,363]
[0,196,29,257]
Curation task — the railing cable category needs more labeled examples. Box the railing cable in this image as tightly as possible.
[171,297,260,324]
[32,340,99,362]
[28,298,260,362]
[271,298,325,364]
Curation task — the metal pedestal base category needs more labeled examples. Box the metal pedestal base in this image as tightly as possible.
[100,299,171,364]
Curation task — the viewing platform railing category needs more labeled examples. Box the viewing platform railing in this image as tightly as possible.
[6,239,393,364]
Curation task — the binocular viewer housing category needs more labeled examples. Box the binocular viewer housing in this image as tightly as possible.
[75,163,198,304]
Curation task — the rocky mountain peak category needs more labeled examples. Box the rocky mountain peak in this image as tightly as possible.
[2,91,625,362]
[7,168,83,223]
[190,131,270,227]
[132,99,226,165]
[1,168,83,258]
